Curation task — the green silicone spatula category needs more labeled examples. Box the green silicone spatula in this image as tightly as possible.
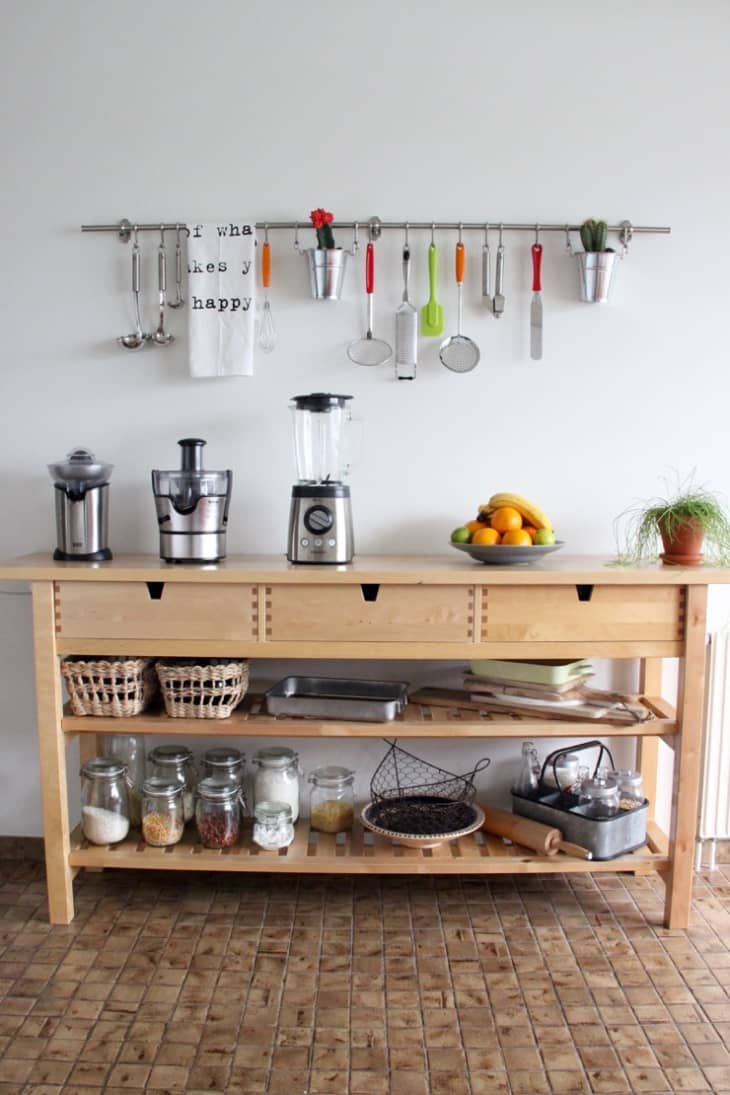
[421,240,444,336]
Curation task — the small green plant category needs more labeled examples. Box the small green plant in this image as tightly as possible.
[614,476,730,565]
[580,218,613,253]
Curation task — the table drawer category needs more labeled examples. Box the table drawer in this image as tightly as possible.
[55,582,258,641]
[267,584,474,643]
[482,585,683,642]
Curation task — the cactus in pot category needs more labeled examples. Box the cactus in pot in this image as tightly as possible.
[576,218,616,301]
[579,219,612,253]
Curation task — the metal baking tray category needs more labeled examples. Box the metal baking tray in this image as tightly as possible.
[265,676,409,722]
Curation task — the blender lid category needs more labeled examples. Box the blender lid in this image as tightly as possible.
[291,393,352,411]
[48,447,113,487]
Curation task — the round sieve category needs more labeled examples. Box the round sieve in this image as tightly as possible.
[347,242,392,367]
[440,240,480,373]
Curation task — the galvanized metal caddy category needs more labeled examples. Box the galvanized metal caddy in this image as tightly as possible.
[511,740,648,861]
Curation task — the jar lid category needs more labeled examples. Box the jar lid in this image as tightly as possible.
[197,777,240,801]
[612,768,643,788]
[581,775,618,799]
[555,753,580,767]
[204,747,244,768]
[149,745,193,764]
[253,747,298,769]
[81,757,126,779]
[143,776,185,797]
[308,765,355,787]
[255,800,293,822]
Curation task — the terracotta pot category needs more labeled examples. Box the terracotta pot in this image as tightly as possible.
[658,516,705,566]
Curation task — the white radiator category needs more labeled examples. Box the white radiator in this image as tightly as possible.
[696,626,730,870]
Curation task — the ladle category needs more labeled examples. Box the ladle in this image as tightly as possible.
[118,226,148,349]
[152,226,174,345]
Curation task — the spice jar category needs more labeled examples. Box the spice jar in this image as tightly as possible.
[253,800,295,850]
[579,768,620,817]
[195,777,242,848]
[309,765,355,833]
[252,747,300,821]
[612,769,645,810]
[148,745,196,822]
[203,747,246,788]
[542,752,580,791]
[141,777,185,846]
[80,758,131,845]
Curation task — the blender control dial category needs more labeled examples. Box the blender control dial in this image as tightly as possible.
[304,505,334,534]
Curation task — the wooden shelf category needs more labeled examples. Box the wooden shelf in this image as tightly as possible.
[68,820,670,876]
[63,693,677,739]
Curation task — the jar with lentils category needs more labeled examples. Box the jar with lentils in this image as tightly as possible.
[141,777,185,846]
[195,777,243,848]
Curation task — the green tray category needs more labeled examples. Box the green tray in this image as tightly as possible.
[468,658,592,685]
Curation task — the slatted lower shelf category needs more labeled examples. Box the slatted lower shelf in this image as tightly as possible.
[69,821,670,876]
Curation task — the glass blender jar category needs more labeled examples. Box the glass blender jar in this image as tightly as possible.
[151,439,232,563]
[286,394,355,564]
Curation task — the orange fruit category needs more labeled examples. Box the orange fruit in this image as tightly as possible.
[472,527,500,545]
[465,519,487,533]
[522,525,538,543]
[501,529,533,546]
[490,506,523,533]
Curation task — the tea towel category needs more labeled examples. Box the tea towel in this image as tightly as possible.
[187,222,256,377]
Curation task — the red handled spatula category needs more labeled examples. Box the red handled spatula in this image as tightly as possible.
[530,242,543,361]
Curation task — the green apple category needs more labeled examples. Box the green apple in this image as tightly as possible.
[451,527,472,544]
[534,528,556,545]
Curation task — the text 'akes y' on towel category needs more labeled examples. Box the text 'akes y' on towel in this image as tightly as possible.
[187,221,256,378]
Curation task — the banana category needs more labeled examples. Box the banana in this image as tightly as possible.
[479,492,552,530]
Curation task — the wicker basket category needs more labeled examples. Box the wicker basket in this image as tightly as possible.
[156,660,249,719]
[61,657,157,718]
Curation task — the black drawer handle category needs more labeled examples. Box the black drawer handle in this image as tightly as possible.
[360,583,380,603]
[146,582,165,601]
[575,584,594,602]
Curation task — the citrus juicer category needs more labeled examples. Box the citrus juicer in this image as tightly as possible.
[287,394,355,564]
[48,447,114,561]
[151,439,232,563]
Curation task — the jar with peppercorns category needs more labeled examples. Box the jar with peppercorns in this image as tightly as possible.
[195,777,243,849]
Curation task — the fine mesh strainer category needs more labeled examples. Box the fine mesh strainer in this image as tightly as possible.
[440,239,480,373]
[347,242,392,367]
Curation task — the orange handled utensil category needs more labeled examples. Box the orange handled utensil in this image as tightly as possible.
[258,235,276,353]
[439,234,480,373]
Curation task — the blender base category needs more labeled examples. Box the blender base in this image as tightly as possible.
[287,487,354,565]
[53,547,113,562]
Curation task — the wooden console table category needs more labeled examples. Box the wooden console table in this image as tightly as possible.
[0,552,725,928]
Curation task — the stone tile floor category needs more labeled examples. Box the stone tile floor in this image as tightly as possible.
[1,861,730,1094]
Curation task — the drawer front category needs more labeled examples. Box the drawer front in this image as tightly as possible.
[482,585,683,642]
[268,584,474,643]
[55,582,258,641]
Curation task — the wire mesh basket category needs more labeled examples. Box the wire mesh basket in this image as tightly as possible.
[368,740,490,835]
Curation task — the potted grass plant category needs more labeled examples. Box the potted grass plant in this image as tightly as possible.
[614,477,730,566]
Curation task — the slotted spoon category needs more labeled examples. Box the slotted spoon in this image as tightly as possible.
[439,240,480,373]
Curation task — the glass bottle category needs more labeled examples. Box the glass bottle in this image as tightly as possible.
[80,758,131,845]
[252,747,300,821]
[141,777,185,846]
[514,741,540,796]
[253,800,295,850]
[148,745,196,822]
[309,766,355,833]
[195,777,242,848]
[101,734,144,825]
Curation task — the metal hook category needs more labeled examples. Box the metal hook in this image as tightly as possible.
[498,223,504,246]
[458,221,463,244]
[564,224,573,254]
[484,222,490,245]
[264,223,269,244]
[132,224,140,248]
[431,222,436,244]
[293,221,301,253]
[352,222,360,254]
[404,221,410,248]
[619,219,633,259]
[159,224,166,247]
[534,223,540,245]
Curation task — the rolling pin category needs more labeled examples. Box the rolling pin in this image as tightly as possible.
[478,803,592,859]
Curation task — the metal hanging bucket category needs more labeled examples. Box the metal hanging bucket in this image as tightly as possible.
[576,252,617,303]
[305,248,348,300]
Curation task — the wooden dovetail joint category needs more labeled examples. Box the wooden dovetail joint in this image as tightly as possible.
[54,585,62,634]
[264,585,272,640]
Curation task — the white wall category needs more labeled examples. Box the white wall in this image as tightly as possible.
[1,0,729,835]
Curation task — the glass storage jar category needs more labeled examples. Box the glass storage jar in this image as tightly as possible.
[579,768,620,818]
[80,758,131,845]
[612,769,645,810]
[101,733,144,825]
[252,747,301,821]
[253,801,295,850]
[308,765,355,833]
[148,745,196,822]
[203,747,246,788]
[141,777,185,846]
[542,752,580,791]
[195,777,242,848]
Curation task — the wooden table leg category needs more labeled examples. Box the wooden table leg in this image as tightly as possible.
[665,584,708,929]
[638,658,663,824]
[31,582,74,924]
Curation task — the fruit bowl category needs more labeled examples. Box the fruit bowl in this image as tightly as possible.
[450,541,565,566]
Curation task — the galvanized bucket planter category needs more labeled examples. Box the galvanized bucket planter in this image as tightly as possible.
[576,251,617,303]
[304,248,349,300]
